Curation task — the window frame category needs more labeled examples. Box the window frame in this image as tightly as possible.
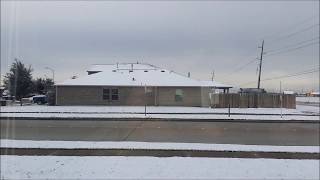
[102,88,110,100]
[111,88,119,101]
[175,89,183,102]
[102,88,119,101]
[145,87,153,97]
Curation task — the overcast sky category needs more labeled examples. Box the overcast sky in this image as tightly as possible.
[1,1,319,92]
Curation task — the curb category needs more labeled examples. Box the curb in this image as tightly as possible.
[1,147,319,159]
[1,111,319,116]
[1,116,319,123]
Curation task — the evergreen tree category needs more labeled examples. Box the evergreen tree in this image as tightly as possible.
[3,59,34,100]
[33,77,54,95]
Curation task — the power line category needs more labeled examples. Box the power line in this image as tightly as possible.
[242,67,319,85]
[239,67,319,86]
[219,50,260,81]
[236,40,318,87]
[264,41,319,57]
[267,24,319,44]
[261,15,317,40]
[222,58,258,78]
[264,68,318,80]
[240,70,318,86]
[265,36,319,53]
[224,17,318,81]
[224,39,318,85]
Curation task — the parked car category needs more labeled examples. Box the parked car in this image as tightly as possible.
[21,97,33,104]
[32,95,47,105]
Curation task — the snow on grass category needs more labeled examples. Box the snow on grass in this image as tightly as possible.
[1,139,319,153]
[1,155,318,179]
[1,104,319,114]
[0,113,314,121]
[1,112,319,120]
[297,96,320,103]
[1,105,319,120]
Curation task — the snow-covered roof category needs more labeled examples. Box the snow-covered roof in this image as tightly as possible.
[58,63,232,88]
[283,91,295,94]
[87,63,158,73]
[311,91,320,95]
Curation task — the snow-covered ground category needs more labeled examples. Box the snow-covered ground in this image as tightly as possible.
[1,155,318,179]
[297,96,320,103]
[1,112,319,120]
[1,139,318,153]
[1,105,319,120]
[1,104,318,114]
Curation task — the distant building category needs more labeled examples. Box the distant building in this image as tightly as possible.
[239,88,266,94]
[283,90,295,95]
[307,91,320,97]
[56,63,232,106]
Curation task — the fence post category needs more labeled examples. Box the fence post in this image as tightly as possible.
[280,81,283,118]
[144,84,147,116]
[228,94,230,117]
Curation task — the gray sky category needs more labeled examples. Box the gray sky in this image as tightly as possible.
[1,1,319,92]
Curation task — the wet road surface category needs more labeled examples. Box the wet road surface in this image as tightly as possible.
[1,119,319,146]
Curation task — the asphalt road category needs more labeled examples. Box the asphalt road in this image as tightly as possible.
[1,119,319,146]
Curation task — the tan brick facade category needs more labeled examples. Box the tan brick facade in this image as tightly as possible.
[56,86,211,107]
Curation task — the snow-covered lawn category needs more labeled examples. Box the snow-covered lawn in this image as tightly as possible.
[1,104,319,114]
[297,96,320,103]
[1,139,319,153]
[1,112,319,120]
[1,155,318,179]
[1,105,319,120]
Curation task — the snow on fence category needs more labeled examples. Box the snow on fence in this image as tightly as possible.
[211,93,296,109]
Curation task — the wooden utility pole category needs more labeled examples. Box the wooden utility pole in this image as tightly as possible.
[280,81,283,118]
[257,40,264,89]
[211,70,215,81]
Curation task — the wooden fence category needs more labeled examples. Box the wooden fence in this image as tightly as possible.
[210,93,296,109]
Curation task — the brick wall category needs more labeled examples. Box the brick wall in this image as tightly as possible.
[56,86,211,107]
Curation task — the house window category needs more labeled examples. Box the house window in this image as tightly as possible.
[175,89,183,102]
[145,87,153,97]
[103,88,119,101]
[111,88,119,100]
[103,89,110,100]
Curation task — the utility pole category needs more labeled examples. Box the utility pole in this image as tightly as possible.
[211,70,215,81]
[144,84,147,116]
[45,67,55,84]
[280,81,283,118]
[257,40,264,89]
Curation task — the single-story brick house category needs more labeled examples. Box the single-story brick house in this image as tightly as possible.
[55,63,232,107]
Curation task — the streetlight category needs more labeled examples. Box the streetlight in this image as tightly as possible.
[45,67,55,84]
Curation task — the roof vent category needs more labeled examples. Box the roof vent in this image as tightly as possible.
[129,70,133,72]
[144,70,148,72]
[161,70,165,72]
[112,70,116,72]
[132,77,135,81]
